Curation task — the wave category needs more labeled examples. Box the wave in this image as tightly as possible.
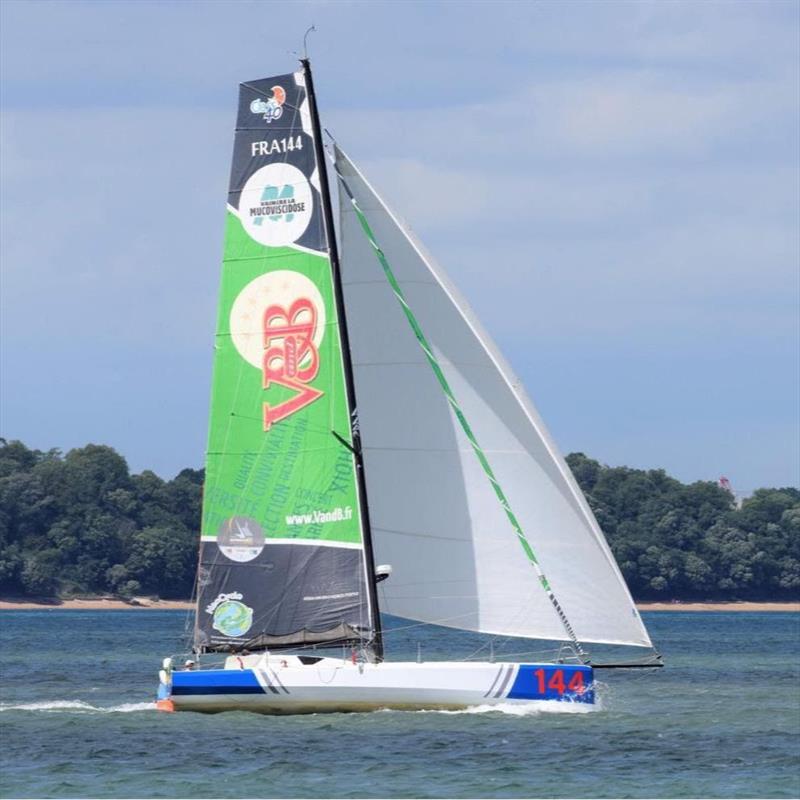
[0,700,154,713]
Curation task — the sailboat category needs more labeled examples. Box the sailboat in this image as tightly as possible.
[156,58,661,714]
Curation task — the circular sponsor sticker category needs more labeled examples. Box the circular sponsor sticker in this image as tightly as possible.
[212,600,253,638]
[239,163,313,247]
[218,516,265,563]
[228,270,326,370]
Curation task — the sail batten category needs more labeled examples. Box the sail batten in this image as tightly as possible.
[335,145,653,650]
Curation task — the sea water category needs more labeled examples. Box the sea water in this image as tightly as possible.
[0,611,798,798]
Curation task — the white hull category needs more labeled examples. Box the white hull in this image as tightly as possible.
[158,655,594,714]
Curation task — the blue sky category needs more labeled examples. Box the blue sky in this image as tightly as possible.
[1,0,798,491]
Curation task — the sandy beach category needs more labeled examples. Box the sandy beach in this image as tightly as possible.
[0,597,194,610]
[0,597,797,612]
[635,601,799,612]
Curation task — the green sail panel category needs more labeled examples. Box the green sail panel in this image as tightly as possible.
[194,71,372,653]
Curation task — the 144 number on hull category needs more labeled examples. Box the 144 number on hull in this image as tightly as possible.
[533,668,585,695]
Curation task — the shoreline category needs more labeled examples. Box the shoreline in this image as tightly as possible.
[0,598,797,612]
[0,597,194,610]
[636,601,799,612]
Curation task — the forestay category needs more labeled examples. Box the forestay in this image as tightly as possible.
[335,146,652,649]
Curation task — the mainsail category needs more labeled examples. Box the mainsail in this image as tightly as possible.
[334,146,652,649]
[194,71,377,653]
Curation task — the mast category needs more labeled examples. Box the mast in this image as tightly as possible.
[300,58,384,661]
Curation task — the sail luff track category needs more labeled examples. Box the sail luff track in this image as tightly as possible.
[332,159,587,661]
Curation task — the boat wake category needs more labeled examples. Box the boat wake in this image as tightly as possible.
[0,700,154,714]
[378,699,599,716]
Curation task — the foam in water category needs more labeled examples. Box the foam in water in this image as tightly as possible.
[0,700,154,713]
[440,700,596,716]
[375,697,600,716]
[1,688,605,717]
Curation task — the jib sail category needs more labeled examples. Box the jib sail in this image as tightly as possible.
[194,69,376,653]
[335,145,652,650]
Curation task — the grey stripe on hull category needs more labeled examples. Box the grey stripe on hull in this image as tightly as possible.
[258,670,280,695]
[269,669,291,694]
[483,666,504,698]
[493,665,516,698]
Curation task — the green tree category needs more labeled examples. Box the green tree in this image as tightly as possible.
[125,526,196,598]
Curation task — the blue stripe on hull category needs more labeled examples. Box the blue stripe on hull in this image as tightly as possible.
[507,665,594,703]
[173,685,266,696]
[171,669,266,696]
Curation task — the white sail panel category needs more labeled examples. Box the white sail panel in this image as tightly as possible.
[335,146,652,648]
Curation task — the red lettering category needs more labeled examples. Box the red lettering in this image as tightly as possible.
[260,297,323,429]
[567,671,585,694]
[548,669,566,694]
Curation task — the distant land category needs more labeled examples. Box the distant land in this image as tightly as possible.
[0,439,797,604]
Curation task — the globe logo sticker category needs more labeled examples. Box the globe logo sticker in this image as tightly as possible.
[218,516,265,563]
[208,593,254,638]
[239,163,313,247]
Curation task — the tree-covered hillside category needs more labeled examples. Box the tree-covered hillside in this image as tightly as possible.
[0,439,797,601]
[0,440,201,599]
[566,453,799,600]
